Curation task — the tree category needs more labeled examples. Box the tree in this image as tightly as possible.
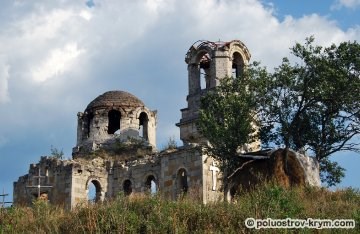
[50,145,64,160]
[257,37,360,186]
[198,37,360,187]
[197,72,263,175]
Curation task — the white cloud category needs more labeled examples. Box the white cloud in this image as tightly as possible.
[332,0,360,10]
[19,9,74,41]
[0,59,10,103]
[31,43,85,83]
[79,10,92,21]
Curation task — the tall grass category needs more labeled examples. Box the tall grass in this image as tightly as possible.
[1,184,359,233]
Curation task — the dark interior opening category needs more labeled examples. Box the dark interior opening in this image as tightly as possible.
[232,52,244,78]
[123,179,132,196]
[139,112,149,141]
[145,175,157,194]
[108,110,121,134]
[177,169,188,195]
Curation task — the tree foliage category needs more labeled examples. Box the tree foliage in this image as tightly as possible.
[50,145,64,160]
[198,37,360,186]
[197,72,263,174]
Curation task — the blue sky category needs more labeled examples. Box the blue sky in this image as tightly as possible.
[0,0,359,203]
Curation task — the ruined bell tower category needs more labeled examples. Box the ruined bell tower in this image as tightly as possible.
[176,40,251,145]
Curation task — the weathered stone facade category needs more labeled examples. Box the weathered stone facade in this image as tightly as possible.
[13,40,320,208]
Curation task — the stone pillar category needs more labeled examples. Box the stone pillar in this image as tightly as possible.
[211,50,231,87]
[76,112,84,145]
[188,64,200,95]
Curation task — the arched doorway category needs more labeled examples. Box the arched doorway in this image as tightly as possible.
[87,180,102,203]
[123,179,132,196]
[176,169,188,197]
[145,175,157,195]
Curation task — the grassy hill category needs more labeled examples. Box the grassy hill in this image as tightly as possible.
[1,184,359,233]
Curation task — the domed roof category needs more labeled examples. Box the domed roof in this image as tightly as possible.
[85,90,145,111]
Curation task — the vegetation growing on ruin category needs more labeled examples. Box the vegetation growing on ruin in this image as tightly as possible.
[1,184,359,233]
[198,37,360,187]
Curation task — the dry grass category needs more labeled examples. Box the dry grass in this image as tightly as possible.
[1,184,359,233]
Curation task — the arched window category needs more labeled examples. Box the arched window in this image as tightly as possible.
[123,179,132,196]
[145,175,157,195]
[87,180,102,203]
[232,52,244,78]
[176,169,188,196]
[139,112,149,141]
[108,110,121,134]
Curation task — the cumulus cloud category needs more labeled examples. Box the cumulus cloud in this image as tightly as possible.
[332,0,360,9]
[31,43,85,83]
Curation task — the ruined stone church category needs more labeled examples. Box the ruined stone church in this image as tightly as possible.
[13,40,320,209]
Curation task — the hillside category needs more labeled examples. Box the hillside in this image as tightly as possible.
[1,184,359,233]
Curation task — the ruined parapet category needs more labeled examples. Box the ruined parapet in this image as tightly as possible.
[13,156,74,208]
[176,40,251,145]
[74,90,157,157]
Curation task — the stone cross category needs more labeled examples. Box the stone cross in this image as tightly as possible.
[26,167,53,199]
[0,188,12,207]
[209,161,220,191]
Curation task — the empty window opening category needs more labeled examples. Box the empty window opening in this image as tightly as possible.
[139,112,149,141]
[86,112,94,138]
[87,180,101,203]
[108,110,121,134]
[200,68,206,90]
[123,179,132,196]
[177,169,188,196]
[145,175,157,195]
[232,67,238,78]
[199,53,211,90]
[232,52,244,78]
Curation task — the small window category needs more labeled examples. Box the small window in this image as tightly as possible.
[139,112,149,141]
[108,110,121,134]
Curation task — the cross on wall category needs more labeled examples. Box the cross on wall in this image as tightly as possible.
[209,161,220,191]
[26,167,53,199]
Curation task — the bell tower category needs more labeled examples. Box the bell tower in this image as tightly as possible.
[176,40,251,145]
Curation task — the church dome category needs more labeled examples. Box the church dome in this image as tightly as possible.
[85,90,145,111]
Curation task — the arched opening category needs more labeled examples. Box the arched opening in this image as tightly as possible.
[108,110,121,134]
[87,180,101,203]
[199,53,211,90]
[145,175,157,195]
[176,169,188,196]
[123,179,132,196]
[139,112,149,141]
[232,52,244,78]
